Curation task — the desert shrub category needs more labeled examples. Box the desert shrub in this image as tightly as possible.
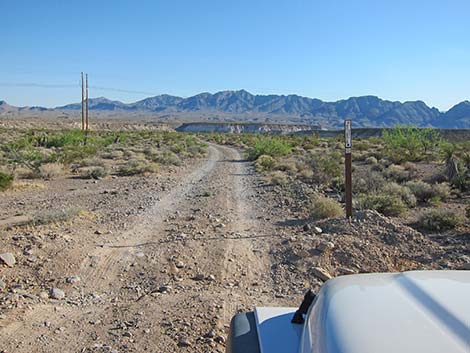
[432,183,451,201]
[417,209,463,231]
[247,137,291,160]
[255,155,276,172]
[353,171,386,194]
[268,171,288,186]
[354,140,370,151]
[153,151,182,166]
[118,160,158,176]
[33,207,82,225]
[310,152,342,185]
[406,181,450,203]
[331,176,345,192]
[0,171,14,191]
[39,163,65,179]
[382,126,442,162]
[383,182,417,208]
[383,164,413,183]
[275,160,297,173]
[309,195,343,220]
[359,193,406,216]
[80,166,108,179]
[79,158,105,167]
[365,156,378,165]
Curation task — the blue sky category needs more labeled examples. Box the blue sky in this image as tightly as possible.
[1,0,469,110]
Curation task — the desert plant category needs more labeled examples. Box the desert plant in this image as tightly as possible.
[382,126,442,162]
[383,182,417,208]
[80,166,109,179]
[365,156,378,165]
[39,163,65,179]
[255,155,276,172]
[417,209,463,231]
[383,164,414,183]
[406,181,450,203]
[0,171,14,191]
[247,137,291,160]
[118,160,158,176]
[268,171,288,186]
[309,195,343,220]
[33,207,82,225]
[359,193,406,216]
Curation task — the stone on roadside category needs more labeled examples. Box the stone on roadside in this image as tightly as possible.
[312,267,332,282]
[0,278,5,291]
[0,253,16,267]
[317,241,334,252]
[337,267,356,275]
[313,226,323,234]
[66,276,81,284]
[178,337,192,347]
[50,288,65,300]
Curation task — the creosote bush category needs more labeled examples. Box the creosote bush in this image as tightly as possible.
[309,195,343,220]
[247,137,291,160]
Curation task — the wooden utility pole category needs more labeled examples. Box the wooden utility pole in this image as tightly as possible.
[344,119,352,219]
[81,72,85,131]
[85,73,89,131]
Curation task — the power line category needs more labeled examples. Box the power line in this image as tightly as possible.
[0,82,157,96]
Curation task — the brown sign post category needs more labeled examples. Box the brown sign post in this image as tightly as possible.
[344,119,352,218]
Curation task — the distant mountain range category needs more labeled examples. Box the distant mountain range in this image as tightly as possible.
[2,90,469,128]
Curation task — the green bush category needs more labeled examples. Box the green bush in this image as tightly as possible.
[309,195,343,220]
[255,155,276,172]
[247,137,291,160]
[0,171,14,191]
[359,193,406,217]
[417,209,463,231]
[382,126,442,162]
[383,182,417,208]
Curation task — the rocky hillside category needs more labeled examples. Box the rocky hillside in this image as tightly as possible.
[2,91,470,128]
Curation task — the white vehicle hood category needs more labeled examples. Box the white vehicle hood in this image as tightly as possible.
[301,270,470,353]
[254,271,470,353]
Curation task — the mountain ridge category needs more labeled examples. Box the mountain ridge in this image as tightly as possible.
[1,90,469,128]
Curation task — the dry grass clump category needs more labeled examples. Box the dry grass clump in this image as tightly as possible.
[33,207,82,225]
[118,159,159,176]
[267,171,288,186]
[417,209,463,231]
[383,164,414,183]
[365,156,378,165]
[79,166,109,179]
[39,163,65,179]
[309,194,343,220]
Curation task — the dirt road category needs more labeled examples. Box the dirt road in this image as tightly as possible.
[0,144,289,353]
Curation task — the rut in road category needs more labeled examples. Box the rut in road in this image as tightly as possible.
[0,144,280,353]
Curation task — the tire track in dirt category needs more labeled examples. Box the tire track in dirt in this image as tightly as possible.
[0,146,221,351]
